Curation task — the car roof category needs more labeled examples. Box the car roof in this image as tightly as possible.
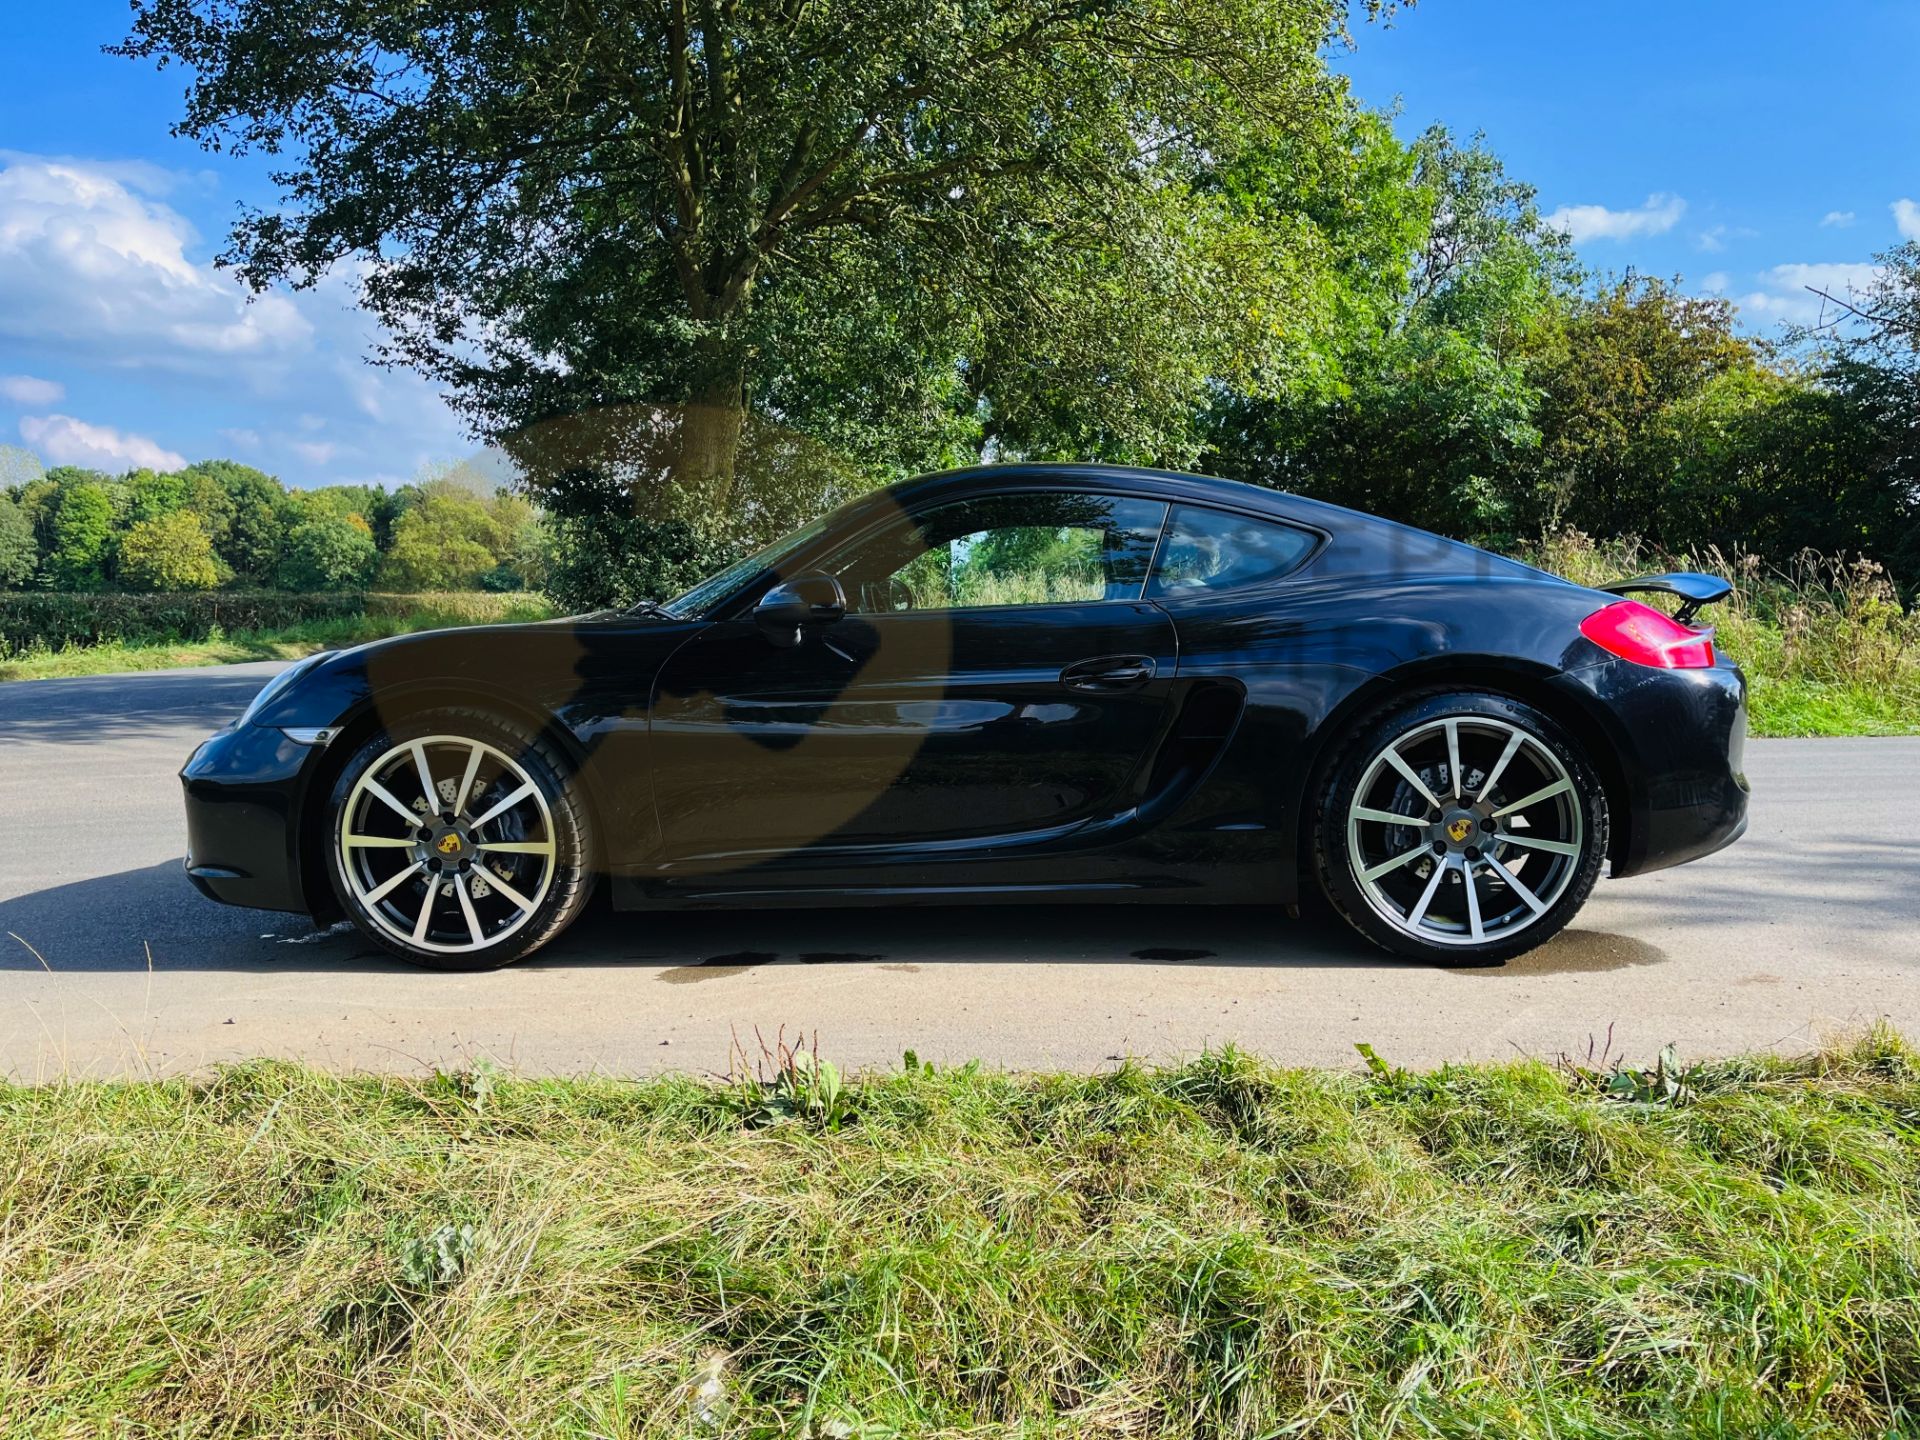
[883,461,1309,514]
[873,462,1539,581]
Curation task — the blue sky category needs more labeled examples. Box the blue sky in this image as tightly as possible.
[0,0,1915,491]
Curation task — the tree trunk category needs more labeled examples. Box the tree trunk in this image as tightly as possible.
[668,347,748,532]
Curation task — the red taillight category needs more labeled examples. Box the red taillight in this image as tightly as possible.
[1580,599,1717,669]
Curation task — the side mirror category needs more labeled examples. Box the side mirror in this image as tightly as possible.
[753,571,847,647]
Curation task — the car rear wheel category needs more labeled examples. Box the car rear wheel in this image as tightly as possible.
[1314,692,1608,963]
[324,709,595,971]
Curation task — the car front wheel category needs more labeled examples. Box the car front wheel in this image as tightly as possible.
[324,709,595,970]
[1314,692,1609,963]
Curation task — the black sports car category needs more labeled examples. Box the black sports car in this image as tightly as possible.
[181,463,1749,968]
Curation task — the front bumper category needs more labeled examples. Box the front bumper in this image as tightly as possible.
[1564,656,1750,879]
[180,724,322,915]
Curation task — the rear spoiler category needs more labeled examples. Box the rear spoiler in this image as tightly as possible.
[1597,572,1732,626]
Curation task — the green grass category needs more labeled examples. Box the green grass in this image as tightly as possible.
[0,593,556,682]
[5,1032,1920,1437]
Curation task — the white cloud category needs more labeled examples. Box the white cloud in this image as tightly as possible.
[1894,199,1920,242]
[20,413,187,471]
[1694,224,1757,254]
[0,373,64,406]
[0,155,312,371]
[1734,261,1883,326]
[1821,210,1857,229]
[1544,193,1686,243]
[0,151,476,488]
[1699,272,1729,295]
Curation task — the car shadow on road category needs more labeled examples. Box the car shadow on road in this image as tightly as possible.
[0,858,1713,979]
[0,857,1463,974]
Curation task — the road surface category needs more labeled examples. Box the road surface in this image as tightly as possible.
[1,662,1914,1079]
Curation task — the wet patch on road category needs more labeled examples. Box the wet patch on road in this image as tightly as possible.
[1131,947,1217,962]
[1454,930,1667,977]
[657,951,778,984]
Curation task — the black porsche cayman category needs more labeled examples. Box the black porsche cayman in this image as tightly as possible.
[181,463,1749,969]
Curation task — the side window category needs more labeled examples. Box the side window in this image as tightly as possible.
[1147,505,1316,597]
[831,493,1168,613]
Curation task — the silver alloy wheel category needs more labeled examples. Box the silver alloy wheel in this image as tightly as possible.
[336,734,558,956]
[1345,715,1583,948]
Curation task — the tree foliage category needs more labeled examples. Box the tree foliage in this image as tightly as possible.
[2,460,545,595]
[0,497,36,589]
[278,513,378,591]
[119,510,225,592]
[378,480,523,591]
[47,484,116,590]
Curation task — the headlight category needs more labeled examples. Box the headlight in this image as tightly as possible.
[239,650,328,728]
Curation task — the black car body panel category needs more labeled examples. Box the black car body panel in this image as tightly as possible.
[181,464,1750,920]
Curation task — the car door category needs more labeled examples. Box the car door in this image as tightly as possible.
[647,489,1177,866]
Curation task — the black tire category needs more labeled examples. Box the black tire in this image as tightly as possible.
[1313,690,1609,964]
[324,708,596,971]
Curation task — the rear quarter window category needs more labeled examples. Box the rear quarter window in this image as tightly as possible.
[1146,505,1318,597]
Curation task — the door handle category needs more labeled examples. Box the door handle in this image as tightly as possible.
[1060,654,1157,692]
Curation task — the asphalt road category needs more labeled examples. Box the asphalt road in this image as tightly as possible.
[1,662,1915,1079]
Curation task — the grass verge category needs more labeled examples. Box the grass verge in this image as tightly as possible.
[4,1031,1919,1437]
[0,593,555,682]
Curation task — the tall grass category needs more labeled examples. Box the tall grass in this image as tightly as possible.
[1528,531,1920,736]
[3,1033,1919,1436]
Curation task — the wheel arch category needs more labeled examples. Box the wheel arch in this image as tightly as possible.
[1294,656,1635,883]
[294,680,603,925]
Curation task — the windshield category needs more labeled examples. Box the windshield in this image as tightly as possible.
[657,513,834,618]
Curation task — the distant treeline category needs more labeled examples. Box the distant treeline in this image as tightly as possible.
[0,458,546,595]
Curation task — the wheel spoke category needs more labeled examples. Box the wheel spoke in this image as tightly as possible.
[1498,832,1581,858]
[1463,858,1485,941]
[410,741,439,812]
[1476,728,1524,803]
[1362,846,1428,883]
[363,778,421,827]
[364,860,424,905]
[1493,777,1573,818]
[452,873,485,947]
[1353,806,1425,827]
[410,884,436,943]
[344,833,414,849]
[1382,747,1444,813]
[468,781,536,832]
[1405,856,1451,929]
[1485,853,1549,916]
[1445,719,1463,800]
[452,742,485,818]
[474,840,555,856]
[481,866,537,916]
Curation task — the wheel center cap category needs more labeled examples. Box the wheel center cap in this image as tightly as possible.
[1442,812,1477,846]
[421,824,471,864]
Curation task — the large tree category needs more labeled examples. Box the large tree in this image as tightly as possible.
[1202,125,1574,541]
[119,509,225,592]
[119,0,1393,573]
